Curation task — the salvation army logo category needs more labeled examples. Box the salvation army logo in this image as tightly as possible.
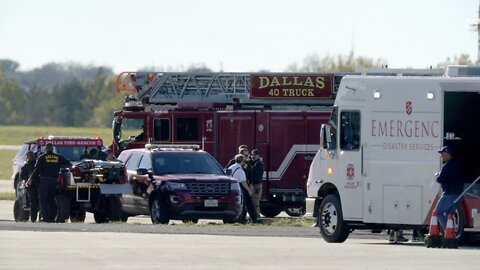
[346,164,355,180]
[406,101,413,116]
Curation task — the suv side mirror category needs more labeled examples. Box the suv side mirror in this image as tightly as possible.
[224,168,232,176]
[137,168,149,175]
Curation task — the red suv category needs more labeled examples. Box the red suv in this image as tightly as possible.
[117,145,242,224]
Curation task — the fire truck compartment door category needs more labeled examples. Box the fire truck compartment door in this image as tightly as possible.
[99,184,133,195]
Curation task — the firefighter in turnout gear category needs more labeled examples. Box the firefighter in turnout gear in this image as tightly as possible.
[29,143,71,222]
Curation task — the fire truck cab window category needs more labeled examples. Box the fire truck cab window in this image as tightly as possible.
[154,119,170,141]
[176,118,199,141]
[340,111,360,150]
[119,118,144,142]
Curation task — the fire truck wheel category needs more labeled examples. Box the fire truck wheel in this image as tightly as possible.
[150,196,169,225]
[260,203,283,218]
[13,197,29,222]
[55,195,71,223]
[285,207,305,217]
[70,210,86,223]
[318,194,349,243]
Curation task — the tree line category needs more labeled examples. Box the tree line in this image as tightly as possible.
[0,53,473,127]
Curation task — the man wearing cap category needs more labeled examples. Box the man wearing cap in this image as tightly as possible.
[249,149,264,216]
[434,146,464,231]
[29,143,71,222]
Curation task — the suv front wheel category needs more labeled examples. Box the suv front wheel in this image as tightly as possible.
[150,196,169,225]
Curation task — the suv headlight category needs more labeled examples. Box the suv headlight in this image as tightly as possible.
[230,182,241,192]
[166,182,187,191]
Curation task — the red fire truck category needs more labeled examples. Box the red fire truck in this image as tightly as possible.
[110,69,443,217]
[109,72,343,217]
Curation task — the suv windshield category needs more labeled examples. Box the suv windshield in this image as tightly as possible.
[152,153,224,175]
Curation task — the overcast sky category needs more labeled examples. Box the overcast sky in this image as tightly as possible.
[0,0,478,72]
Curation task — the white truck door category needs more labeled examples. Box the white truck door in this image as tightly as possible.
[337,110,363,220]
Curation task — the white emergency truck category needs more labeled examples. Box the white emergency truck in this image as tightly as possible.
[305,66,480,243]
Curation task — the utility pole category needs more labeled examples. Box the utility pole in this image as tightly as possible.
[470,2,480,64]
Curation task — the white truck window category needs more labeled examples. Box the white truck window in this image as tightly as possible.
[340,111,360,150]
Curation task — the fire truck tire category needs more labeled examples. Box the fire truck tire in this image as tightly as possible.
[13,197,29,222]
[318,194,349,243]
[150,196,169,225]
[70,210,86,223]
[285,207,305,217]
[55,194,71,223]
[260,203,283,218]
[108,196,122,222]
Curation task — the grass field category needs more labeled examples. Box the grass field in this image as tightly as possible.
[0,125,111,180]
[0,150,17,180]
[0,125,112,145]
[0,192,15,200]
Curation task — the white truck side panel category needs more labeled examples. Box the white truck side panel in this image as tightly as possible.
[307,76,480,227]
[337,77,442,224]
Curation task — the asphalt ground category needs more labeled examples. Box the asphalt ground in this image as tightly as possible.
[1,231,479,270]
[1,200,479,270]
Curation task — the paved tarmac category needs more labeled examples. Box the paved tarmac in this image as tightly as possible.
[1,230,479,270]
[0,180,12,193]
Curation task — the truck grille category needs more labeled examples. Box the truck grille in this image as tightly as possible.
[185,182,230,195]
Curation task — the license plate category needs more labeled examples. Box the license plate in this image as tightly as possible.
[204,199,218,207]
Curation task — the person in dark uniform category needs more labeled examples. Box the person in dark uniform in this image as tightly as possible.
[434,146,464,231]
[23,151,39,222]
[29,143,71,223]
[248,149,264,217]
[228,154,258,224]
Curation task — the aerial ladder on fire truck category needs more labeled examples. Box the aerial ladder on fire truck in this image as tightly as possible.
[116,72,338,106]
[115,68,443,107]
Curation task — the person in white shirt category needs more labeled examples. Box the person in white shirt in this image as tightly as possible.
[228,154,258,223]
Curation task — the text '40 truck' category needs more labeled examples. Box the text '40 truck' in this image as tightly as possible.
[306,66,480,243]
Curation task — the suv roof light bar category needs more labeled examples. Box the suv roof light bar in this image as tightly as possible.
[145,144,200,151]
